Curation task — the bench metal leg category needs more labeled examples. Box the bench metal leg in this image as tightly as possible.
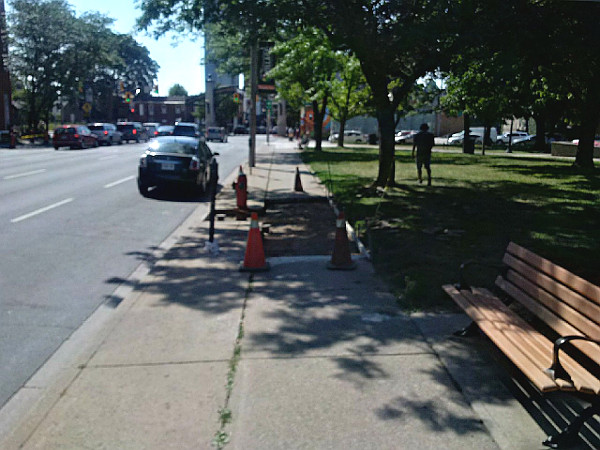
[543,399,600,448]
[453,321,479,337]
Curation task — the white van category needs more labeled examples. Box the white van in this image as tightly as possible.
[448,127,497,145]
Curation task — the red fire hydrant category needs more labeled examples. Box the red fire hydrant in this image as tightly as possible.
[233,165,247,210]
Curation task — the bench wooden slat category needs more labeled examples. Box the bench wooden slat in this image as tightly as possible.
[506,242,600,307]
[444,285,600,394]
[496,276,600,368]
[476,320,560,393]
[443,285,560,392]
[471,294,600,394]
[463,292,583,392]
[505,270,600,340]
[502,253,600,329]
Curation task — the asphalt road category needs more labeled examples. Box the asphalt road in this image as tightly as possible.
[0,135,249,409]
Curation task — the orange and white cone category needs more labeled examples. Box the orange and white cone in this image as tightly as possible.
[327,212,356,270]
[240,212,270,272]
[294,167,304,192]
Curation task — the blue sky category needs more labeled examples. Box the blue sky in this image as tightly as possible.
[69,0,205,96]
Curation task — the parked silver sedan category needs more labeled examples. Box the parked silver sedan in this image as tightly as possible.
[88,123,123,146]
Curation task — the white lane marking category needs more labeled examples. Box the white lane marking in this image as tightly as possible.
[3,169,47,180]
[104,175,136,189]
[98,155,118,161]
[11,198,74,223]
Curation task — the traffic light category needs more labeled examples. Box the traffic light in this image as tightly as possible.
[233,92,240,104]
[153,84,159,94]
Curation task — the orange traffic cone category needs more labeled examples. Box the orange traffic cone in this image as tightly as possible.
[327,212,356,270]
[240,212,270,272]
[294,167,304,192]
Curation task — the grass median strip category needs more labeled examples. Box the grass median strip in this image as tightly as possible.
[212,274,253,449]
[304,146,599,310]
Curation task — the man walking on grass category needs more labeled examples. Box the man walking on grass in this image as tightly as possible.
[412,123,435,186]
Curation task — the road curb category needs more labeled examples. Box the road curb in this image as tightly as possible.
[0,164,242,449]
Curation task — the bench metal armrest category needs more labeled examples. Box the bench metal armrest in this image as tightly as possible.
[455,260,503,291]
[545,335,600,383]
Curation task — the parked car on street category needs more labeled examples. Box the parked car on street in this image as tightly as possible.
[496,131,529,145]
[88,123,122,146]
[53,125,98,150]
[329,130,368,144]
[233,125,248,134]
[172,122,201,138]
[157,125,174,136]
[143,122,161,139]
[448,130,481,145]
[206,126,228,142]
[448,127,498,145]
[117,122,148,143]
[137,136,218,197]
[395,130,417,144]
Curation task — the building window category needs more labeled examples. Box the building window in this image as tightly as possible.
[148,104,154,116]
[161,105,167,115]
[175,106,181,114]
[139,103,145,116]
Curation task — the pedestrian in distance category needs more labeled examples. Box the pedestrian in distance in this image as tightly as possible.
[412,123,435,186]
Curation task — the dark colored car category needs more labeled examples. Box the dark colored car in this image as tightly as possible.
[88,123,123,146]
[233,125,248,134]
[172,122,201,138]
[157,125,174,136]
[137,136,218,196]
[53,125,98,150]
[144,122,162,138]
[206,126,228,143]
[117,122,148,143]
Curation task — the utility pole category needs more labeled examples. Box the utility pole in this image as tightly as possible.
[249,39,258,168]
[0,0,12,131]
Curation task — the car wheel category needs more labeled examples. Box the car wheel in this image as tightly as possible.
[54,146,59,150]
[107,137,113,146]
[93,140,99,148]
[138,179,150,197]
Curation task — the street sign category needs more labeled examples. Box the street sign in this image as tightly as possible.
[82,102,92,114]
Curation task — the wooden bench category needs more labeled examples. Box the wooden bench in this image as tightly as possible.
[443,242,600,448]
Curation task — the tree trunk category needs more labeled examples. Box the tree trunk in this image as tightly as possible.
[312,95,328,152]
[482,122,491,155]
[575,105,598,169]
[338,113,347,148]
[533,114,547,153]
[375,104,396,187]
[463,112,473,154]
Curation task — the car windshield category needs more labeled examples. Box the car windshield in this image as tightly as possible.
[150,141,197,155]
[117,125,133,131]
[88,126,103,131]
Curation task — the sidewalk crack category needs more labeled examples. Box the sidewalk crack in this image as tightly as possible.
[212,273,253,449]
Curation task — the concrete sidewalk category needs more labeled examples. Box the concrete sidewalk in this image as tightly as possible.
[1,137,548,449]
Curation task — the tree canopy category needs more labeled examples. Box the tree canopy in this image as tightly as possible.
[138,0,600,173]
[8,0,158,128]
[168,83,188,97]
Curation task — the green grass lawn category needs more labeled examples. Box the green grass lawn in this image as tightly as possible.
[304,146,600,311]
